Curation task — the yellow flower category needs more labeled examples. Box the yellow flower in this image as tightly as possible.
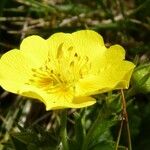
[0,30,135,110]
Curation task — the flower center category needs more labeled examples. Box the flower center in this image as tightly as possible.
[27,44,91,95]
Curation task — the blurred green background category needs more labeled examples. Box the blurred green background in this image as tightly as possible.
[0,0,150,150]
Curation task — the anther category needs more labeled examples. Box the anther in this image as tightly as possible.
[68,46,73,51]
[57,43,63,58]
[51,70,54,73]
[74,53,78,57]
[70,61,74,67]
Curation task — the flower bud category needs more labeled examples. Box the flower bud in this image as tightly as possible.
[132,64,150,93]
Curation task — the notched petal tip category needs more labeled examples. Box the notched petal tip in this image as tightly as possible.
[20,35,49,67]
[114,61,136,89]
[0,49,32,85]
[106,44,126,61]
[20,35,46,48]
[46,32,72,58]
[72,29,104,46]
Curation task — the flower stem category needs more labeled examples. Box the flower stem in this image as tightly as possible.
[121,89,132,150]
[60,109,69,150]
[115,118,123,150]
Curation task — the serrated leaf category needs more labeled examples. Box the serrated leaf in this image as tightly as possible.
[89,117,117,148]
[83,104,118,149]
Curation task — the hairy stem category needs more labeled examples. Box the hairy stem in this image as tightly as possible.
[121,89,132,150]
[115,118,123,150]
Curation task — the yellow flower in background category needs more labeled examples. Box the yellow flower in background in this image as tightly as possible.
[0,30,135,110]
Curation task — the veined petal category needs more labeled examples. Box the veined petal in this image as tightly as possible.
[96,61,135,90]
[20,35,49,67]
[106,44,125,61]
[0,49,33,93]
[46,32,72,58]
[90,44,126,74]
[75,75,104,96]
[18,84,46,101]
[43,94,96,110]
[20,84,96,110]
[113,61,135,89]
[75,61,135,96]
[72,30,106,59]
[71,30,107,75]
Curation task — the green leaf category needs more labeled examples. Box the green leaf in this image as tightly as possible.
[106,93,122,113]
[3,125,59,150]
[82,104,118,150]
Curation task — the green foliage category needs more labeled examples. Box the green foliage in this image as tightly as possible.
[3,126,59,150]
[132,64,150,93]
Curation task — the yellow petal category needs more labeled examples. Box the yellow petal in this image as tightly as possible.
[0,49,33,94]
[72,30,106,59]
[19,81,96,110]
[71,96,96,108]
[20,35,49,67]
[97,60,135,89]
[75,61,135,96]
[105,44,125,61]
[75,75,103,97]
[90,44,126,73]
[47,30,105,60]
[46,32,72,58]
[20,84,96,110]
[18,84,46,101]
[113,61,135,89]
[71,30,106,74]
[44,95,96,110]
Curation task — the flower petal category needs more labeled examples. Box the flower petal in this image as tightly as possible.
[75,75,103,96]
[105,44,125,61]
[17,79,96,110]
[46,32,72,58]
[71,30,107,75]
[113,61,135,89]
[71,96,96,108]
[20,84,96,110]
[96,61,135,90]
[72,30,106,59]
[75,61,135,96]
[0,49,33,93]
[43,94,96,110]
[20,35,49,67]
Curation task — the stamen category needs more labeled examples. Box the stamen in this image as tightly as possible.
[74,53,78,57]
[57,43,63,59]
[68,46,73,51]
[27,46,90,97]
